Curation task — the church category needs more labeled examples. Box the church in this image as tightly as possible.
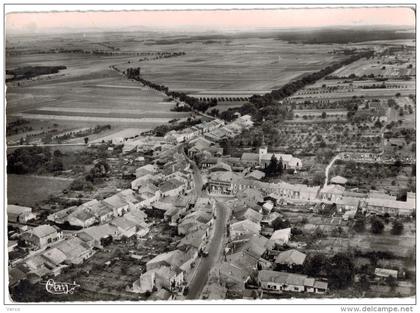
[241,145,303,170]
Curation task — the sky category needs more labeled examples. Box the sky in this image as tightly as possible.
[6,7,416,34]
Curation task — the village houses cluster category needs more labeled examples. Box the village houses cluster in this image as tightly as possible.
[8,113,416,299]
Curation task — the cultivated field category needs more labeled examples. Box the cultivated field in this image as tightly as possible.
[116,38,348,93]
[7,174,73,207]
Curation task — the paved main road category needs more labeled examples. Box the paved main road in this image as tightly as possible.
[187,200,228,299]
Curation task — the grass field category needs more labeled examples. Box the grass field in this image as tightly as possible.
[7,174,73,207]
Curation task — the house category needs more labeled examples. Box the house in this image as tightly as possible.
[164,207,183,226]
[330,176,348,185]
[77,224,119,248]
[135,164,158,178]
[21,225,62,249]
[137,183,161,207]
[159,178,186,198]
[110,217,137,238]
[343,209,358,221]
[262,201,274,213]
[245,170,266,181]
[146,250,188,271]
[216,261,250,291]
[274,249,307,271]
[241,153,260,167]
[42,248,67,268]
[258,270,328,294]
[54,237,94,265]
[123,210,150,237]
[261,212,282,228]
[102,194,129,217]
[177,228,206,251]
[178,218,207,236]
[230,219,261,240]
[319,184,345,202]
[257,146,303,170]
[200,157,218,169]
[67,208,97,228]
[132,266,185,294]
[131,174,155,191]
[367,196,415,216]
[270,228,292,246]
[84,200,115,223]
[374,268,398,279]
[241,208,263,225]
[336,196,360,212]
[7,205,36,224]
[208,161,232,173]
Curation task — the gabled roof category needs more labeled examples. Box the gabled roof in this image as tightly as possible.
[29,225,57,238]
[146,249,187,269]
[209,161,232,172]
[110,217,136,231]
[55,237,91,260]
[330,176,348,185]
[177,228,206,250]
[230,219,261,235]
[42,248,67,265]
[78,224,118,241]
[241,235,270,258]
[159,178,185,193]
[270,228,291,242]
[321,184,346,195]
[241,153,259,162]
[242,208,263,224]
[245,170,266,180]
[8,204,32,215]
[275,249,307,266]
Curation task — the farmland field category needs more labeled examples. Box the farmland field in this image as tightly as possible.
[6,33,350,142]
[7,174,73,207]
[115,38,349,93]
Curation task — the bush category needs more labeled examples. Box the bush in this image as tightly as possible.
[353,218,366,233]
[370,217,385,234]
[391,220,404,235]
[70,178,94,191]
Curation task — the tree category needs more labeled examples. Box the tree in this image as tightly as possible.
[370,217,385,234]
[272,218,290,231]
[328,253,355,290]
[359,274,371,291]
[321,111,327,119]
[84,137,89,144]
[277,157,284,176]
[53,149,63,157]
[391,220,404,235]
[303,254,328,277]
[353,218,366,233]
[265,154,278,177]
[48,158,64,172]
[399,108,404,117]
[385,275,398,291]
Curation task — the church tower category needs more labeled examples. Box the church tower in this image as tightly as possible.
[258,134,268,164]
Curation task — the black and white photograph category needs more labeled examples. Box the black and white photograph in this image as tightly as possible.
[1,1,418,310]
